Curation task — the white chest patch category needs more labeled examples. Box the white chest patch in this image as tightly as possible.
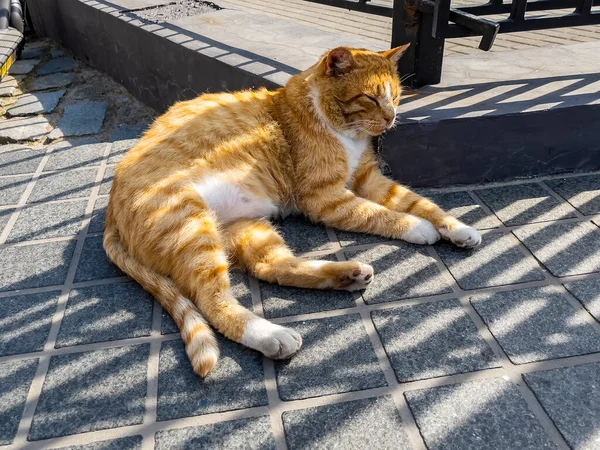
[193,176,279,224]
[332,131,368,179]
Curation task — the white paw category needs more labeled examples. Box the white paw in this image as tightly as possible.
[337,262,374,291]
[439,222,482,248]
[401,217,441,245]
[242,319,302,359]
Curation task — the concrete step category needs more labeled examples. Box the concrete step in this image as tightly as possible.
[26,0,600,187]
[0,28,24,79]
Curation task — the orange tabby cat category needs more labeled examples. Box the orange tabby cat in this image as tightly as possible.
[104,45,481,376]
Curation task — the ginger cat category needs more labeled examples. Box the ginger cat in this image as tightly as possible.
[104,45,481,377]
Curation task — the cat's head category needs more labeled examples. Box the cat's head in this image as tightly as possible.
[308,45,409,138]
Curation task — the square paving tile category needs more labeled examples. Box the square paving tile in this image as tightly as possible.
[476,183,577,226]
[89,196,108,233]
[274,314,386,400]
[29,344,149,440]
[427,191,502,229]
[157,338,267,421]
[0,208,12,235]
[0,175,30,205]
[0,291,60,356]
[0,359,38,445]
[6,200,87,243]
[372,299,500,382]
[436,231,545,289]
[99,166,114,195]
[347,243,452,304]
[405,378,556,450]
[7,90,66,117]
[546,174,600,215]
[564,278,600,322]
[74,235,124,282]
[524,362,600,450]
[56,282,154,347]
[155,417,275,450]
[273,215,333,254]
[161,269,251,334]
[470,286,600,364]
[107,139,137,164]
[0,145,45,176]
[283,396,411,450]
[514,221,600,277]
[49,436,143,450]
[44,142,108,171]
[28,168,98,203]
[335,229,387,247]
[0,240,76,292]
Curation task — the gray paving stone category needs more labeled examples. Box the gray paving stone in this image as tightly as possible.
[44,142,108,171]
[0,74,22,97]
[372,299,500,382]
[6,200,87,243]
[274,314,386,400]
[110,123,148,142]
[28,72,75,92]
[275,215,333,253]
[51,48,66,59]
[0,359,38,445]
[99,166,114,195]
[37,56,77,75]
[335,229,387,247]
[20,43,45,60]
[436,231,545,289]
[56,282,154,347]
[405,378,556,450]
[524,362,600,450]
[49,436,143,450]
[49,102,107,138]
[29,344,149,440]
[514,221,600,277]
[155,417,276,450]
[546,174,600,215]
[28,168,97,203]
[107,139,137,164]
[470,286,600,364]
[74,236,124,282]
[427,191,502,229]
[0,208,12,235]
[6,90,66,117]
[476,183,577,226]
[0,240,76,292]
[8,59,40,75]
[564,278,600,322]
[157,338,268,421]
[0,291,59,356]
[89,196,108,233]
[283,396,411,450]
[0,145,45,176]
[0,116,51,142]
[347,243,452,304]
[0,175,30,205]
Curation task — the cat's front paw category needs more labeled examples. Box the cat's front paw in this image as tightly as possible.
[401,217,441,245]
[439,223,482,248]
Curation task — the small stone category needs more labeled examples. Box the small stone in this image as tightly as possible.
[0,116,51,143]
[28,72,74,92]
[8,59,40,75]
[37,56,77,75]
[49,102,107,138]
[7,90,66,117]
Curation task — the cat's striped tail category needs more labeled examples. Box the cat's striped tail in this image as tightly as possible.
[103,226,220,376]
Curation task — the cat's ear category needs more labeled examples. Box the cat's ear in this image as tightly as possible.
[325,47,354,77]
[380,44,410,65]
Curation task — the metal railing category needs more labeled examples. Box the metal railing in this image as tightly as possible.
[304,0,600,86]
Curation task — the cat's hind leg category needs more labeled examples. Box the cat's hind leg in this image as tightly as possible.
[224,218,373,291]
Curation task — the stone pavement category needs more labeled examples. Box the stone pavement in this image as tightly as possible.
[220,0,600,56]
[1,39,600,450]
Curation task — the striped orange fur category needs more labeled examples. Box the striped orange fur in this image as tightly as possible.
[104,45,481,377]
